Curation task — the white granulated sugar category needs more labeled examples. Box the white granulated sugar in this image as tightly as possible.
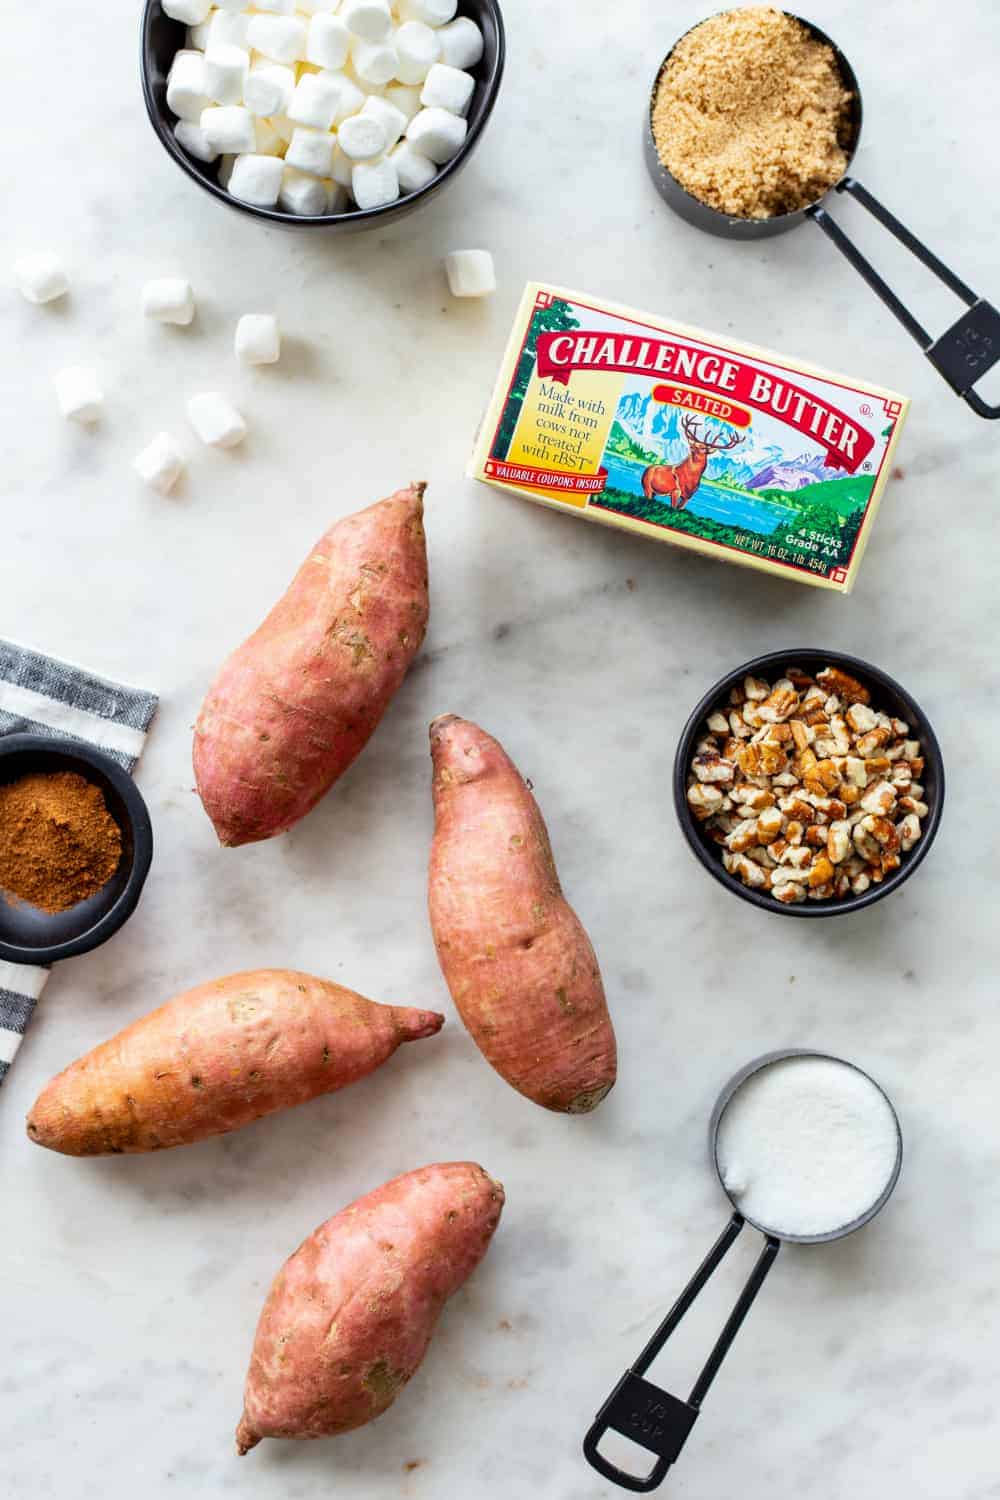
[715,1056,899,1239]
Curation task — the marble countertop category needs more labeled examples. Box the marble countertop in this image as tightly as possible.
[4,1,999,1496]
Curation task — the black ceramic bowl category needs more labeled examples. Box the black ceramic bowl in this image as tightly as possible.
[0,736,153,964]
[141,0,506,230]
[673,650,944,918]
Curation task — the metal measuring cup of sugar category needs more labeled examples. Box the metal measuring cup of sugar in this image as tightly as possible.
[645,12,1000,419]
[583,1049,902,1492]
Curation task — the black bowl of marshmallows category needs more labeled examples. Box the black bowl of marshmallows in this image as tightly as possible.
[141,0,505,229]
[673,649,944,918]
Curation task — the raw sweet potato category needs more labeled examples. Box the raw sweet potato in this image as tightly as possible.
[194,483,430,847]
[236,1161,504,1453]
[26,970,443,1156]
[428,716,617,1113]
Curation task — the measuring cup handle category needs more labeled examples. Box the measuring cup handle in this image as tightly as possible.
[582,1216,780,1492]
[808,179,1000,417]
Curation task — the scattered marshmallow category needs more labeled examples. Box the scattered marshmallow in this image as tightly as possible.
[167,50,211,123]
[338,112,387,160]
[174,120,219,162]
[288,72,343,130]
[229,154,285,207]
[15,253,68,305]
[332,77,366,122]
[235,313,282,365]
[133,433,185,496]
[393,20,441,84]
[285,127,336,177]
[201,105,256,155]
[352,157,400,211]
[246,14,307,64]
[390,140,436,193]
[279,166,331,216]
[244,62,295,117]
[203,45,250,106]
[53,366,103,425]
[361,95,409,148]
[385,82,423,120]
[437,15,483,69]
[306,13,351,71]
[207,10,250,50]
[351,38,399,86]
[340,0,393,42]
[406,105,467,163]
[445,248,496,298]
[163,0,212,24]
[398,0,457,23]
[421,62,474,116]
[143,277,196,326]
[187,392,247,449]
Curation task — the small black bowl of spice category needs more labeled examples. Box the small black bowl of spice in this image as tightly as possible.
[0,736,153,964]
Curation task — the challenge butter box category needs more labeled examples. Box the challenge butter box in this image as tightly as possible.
[469,284,909,592]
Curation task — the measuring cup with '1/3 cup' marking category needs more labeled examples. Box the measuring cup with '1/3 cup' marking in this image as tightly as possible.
[645,13,1000,419]
[582,1050,903,1493]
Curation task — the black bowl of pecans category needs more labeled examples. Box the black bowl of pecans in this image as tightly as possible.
[673,650,944,917]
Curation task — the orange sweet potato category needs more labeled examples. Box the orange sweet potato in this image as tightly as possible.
[428,716,617,1113]
[26,970,443,1156]
[194,483,429,847]
[236,1161,504,1453]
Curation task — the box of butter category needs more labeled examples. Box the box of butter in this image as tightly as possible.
[468,284,909,592]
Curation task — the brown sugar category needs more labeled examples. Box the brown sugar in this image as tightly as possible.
[652,7,853,220]
[0,770,122,914]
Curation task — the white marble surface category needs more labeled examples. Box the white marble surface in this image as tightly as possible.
[4,1,1000,1496]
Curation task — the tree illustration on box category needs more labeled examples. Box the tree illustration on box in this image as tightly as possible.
[491,298,580,460]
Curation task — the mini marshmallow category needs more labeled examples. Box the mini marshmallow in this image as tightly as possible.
[298,0,340,10]
[385,83,423,120]
[235,313,281,365]
[187,18,212,49]
[338,112,387,160]
[288,72,343,130]
[133,433,185,496]
[351,39,399,87]
[174,120,219,162]
[328,145,356,188]
[398,0,457,24]
[206,11,250,51]
[253,118,285,156]
[332,76,366,122]
[204,45,250,106]
[405,105,466,163]
[361,94,408,149]
[246,14,307,64]
[253,0,294,11]
[352,157,399,211]
[340,0,393,42]
[279,167,331,215]
[306,14,351,71]
[393,20,440,85]
[244,62,295,117]
[390,140,436,193]
[201,105,256,155]
[162,0,212,24]
[187,392,247,449]
[143,277,196,325]
[285,127,336,177]
[437,16,483,69]
[53,366,103,424]
[421,62,474,116]
[444,248,496,297]
[214,0,249,9]
[167,50,211,123]
[228,154,285,207]
[14,253,68,305]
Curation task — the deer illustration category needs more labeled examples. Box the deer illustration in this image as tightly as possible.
[641,414,744,510]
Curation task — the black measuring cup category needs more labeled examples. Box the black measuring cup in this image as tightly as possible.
[583,1049,902,1492]
[645,13,1000,418]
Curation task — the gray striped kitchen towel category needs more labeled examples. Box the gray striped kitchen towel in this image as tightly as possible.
[0,638,158,1086]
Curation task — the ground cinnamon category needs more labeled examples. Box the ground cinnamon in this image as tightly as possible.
[0,770,122,913]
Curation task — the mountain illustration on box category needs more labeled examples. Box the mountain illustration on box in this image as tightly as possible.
[613,391,850,490]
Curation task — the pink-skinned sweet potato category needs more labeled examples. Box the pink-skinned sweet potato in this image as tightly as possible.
[428,716,617,1113]
[236,1161,504,1453]
[194,483,429,847]
[26,970,443,1156]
